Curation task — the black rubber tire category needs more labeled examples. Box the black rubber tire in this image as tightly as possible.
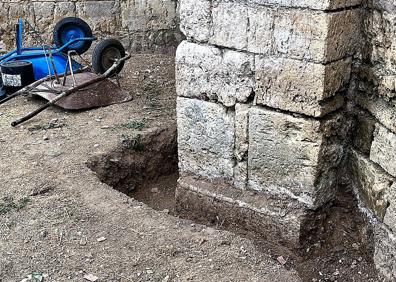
[0,61,35,94]
[53,17,93,55]
[92,39,126,76]
[0,76,6,97]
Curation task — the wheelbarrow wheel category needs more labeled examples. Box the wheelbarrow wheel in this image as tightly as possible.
[92,39,126,76]
[53,17,93,55]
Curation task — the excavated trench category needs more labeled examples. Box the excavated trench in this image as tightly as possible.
[87,127,379,281]
[86,128,179,213]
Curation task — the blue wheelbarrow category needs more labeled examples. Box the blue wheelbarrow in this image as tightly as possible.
[0,17,132,126]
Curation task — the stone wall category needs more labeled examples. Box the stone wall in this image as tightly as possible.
[176,0,361,246]
[347,1,396,279]
[175,0,396,280]
[0,0,183,52]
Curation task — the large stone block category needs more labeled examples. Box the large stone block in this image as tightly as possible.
[255,56,349,117]
[177,97,235,179]
[273,8,362,62]
[33,2,55,33]
[76,1,120,34]
[210,2,273,54]
[54,2,77,22]
[373,223,396,281]
[371,0,396,12]
[248,0,361,10]
[348,149,394,220]
[176,41,255,107]
[352,109,377,155]
[384,183,396,233]
[369,10,396,75]
[371,125,396,178]
[354,92,396,134]
[179,0,212,42]
[247,6,274,54]
[325,9,362,63]
[121,0,177,32]
[211,2,249,51]
[248,107,346,208]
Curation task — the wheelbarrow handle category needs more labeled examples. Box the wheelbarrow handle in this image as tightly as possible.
[11,55,131,127]
[1,66,90,106]
[11,103,48,126]
[0,92,21,105]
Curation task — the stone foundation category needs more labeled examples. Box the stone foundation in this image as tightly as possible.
[0,0,183,52]
[176,0,358,251]
[176,0,396,279]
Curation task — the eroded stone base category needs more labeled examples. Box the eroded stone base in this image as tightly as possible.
[176,175,309,249]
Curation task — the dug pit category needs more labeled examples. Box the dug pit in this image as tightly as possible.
[86,127,179,213]
[87,127,379,281]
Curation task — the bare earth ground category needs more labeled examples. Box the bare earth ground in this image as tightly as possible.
[0,54,302,282]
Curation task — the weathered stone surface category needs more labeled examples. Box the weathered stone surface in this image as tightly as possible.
[210,2,273,54]
[373,223,396,281]
[384,183,396,232]
[371,125,396,178]
[248,107,346,208]
[233,161,248,190]
[211,2,249,51]
[176,175,307,249]
[368,10,396,74]
[273,9,361,62]
[77,1,120,34]
[235,104,249,162]
[179,0,212,42]
[354,92,396,135]
[377,75,396,99]
[255,56,350,117]
[371,0,396,12]
[177,97,235,179]
[349,149,394,220]
[248,0,361,10]
[0,0,182,52]
[179,1,361,62]
[352,109,377,155]
[273,9,326,62]
[176,41,255,107]
[0,2,35,48]
[325,9,362,63]
[121,0,177,31]
[247,7,274,54]
[234,103,250,190]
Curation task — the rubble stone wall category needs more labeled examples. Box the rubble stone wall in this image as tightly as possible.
[0,0,183,52]
[176,0,396,279]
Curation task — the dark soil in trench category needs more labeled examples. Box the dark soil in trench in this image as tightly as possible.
[87,128,379,282]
